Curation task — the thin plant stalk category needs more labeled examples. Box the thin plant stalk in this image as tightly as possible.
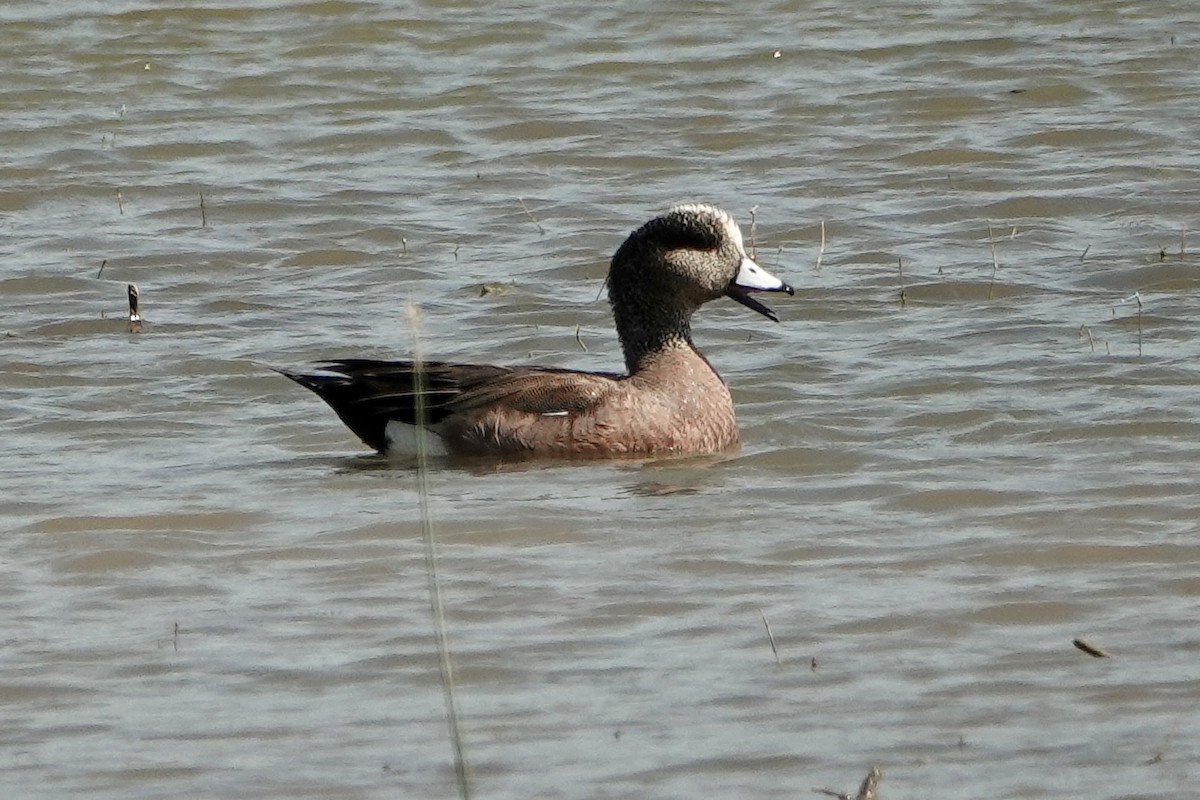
[815,219,826,271]
[987,223,998,300]
[748,205,760,260]
[759,609,780,664]
[517,197,545,234]
[1135,291,1143,357]
[407,304,471,800]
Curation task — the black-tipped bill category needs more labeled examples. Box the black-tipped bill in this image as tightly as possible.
[726,256,794,322]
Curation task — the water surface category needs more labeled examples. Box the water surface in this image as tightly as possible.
[3,1,1200,797]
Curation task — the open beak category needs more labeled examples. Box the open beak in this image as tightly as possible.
[725,256,794,322]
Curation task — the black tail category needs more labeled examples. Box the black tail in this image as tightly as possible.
[276,359,508,453]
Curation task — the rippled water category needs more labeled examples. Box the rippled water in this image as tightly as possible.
[3,1,1200,797]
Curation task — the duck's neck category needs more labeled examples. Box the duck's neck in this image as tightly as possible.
[612,294,694,374]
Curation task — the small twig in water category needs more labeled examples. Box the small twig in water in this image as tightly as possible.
[574,324,587,352]
[517,197,544,235]
[1078,324,1096,353]
[1080,245,1091,263]
[453,243,460,262]
[116,189,124,215]
[97,258,108,279]
[401,237,408,256]
[1072,637,1111,658]
[812,789,847,799]
[987,222,999,300]
[898,256,907,307]
[815,219,826,271]
[748,205,760,260]
[1144,716,1182,765]
[759,609,780,664]
[1135,292,1144,357]
[199,191,207,227]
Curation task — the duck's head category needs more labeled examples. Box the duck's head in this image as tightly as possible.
[610,203,795,323]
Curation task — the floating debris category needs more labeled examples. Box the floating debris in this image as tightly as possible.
[127,283,142,333]
[1072,638,1111,658]
[478,282,515,297]
[814,765,883,800]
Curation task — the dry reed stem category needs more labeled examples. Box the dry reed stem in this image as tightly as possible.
[748,205,760,260]
[1136,293,1144,357]
[815,219,826,271]
[116,189,124,215]
[759,609,780,664]
[199,191,207,227]
[517,197,545,235]
[407,303,472,800]
[897,256,907,307]
[1078,324,1096,352]
[987,223,998,300]
[574,324,587,352]
[156,621,179,651]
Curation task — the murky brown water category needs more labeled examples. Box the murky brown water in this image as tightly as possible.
[3,1,1200,797]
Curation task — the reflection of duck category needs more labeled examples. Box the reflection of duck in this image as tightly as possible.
[279,203,793,458]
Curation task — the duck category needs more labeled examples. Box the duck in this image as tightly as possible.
[277,203,793,459]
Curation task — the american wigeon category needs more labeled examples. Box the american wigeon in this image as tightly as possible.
[279,203,793,458]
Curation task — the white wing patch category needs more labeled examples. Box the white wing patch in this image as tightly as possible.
[385,420,450,456]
